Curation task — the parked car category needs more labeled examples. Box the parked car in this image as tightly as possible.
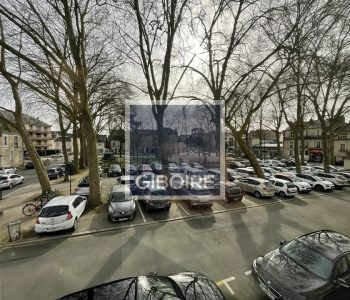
[46,168,61,180]
[0,174,24,189]
[108,185,136,222]
[35,195,87,233]
[48,164,65,176]
[143,186,171,212]
[0,166,17,174]
[227,168,242,182]
[50,153,64,158]
[58,272,225,300]
[151,163,163,174]
[312,171,348,189]
[118,175,138,195]
[334,172,350,185]
[273,173,312,193]
[301,165,316,174]
[235,167,256,178]
[108,164,122,177]
[252,230,350,300]
[237,177,275,198]
[179,162,190,172]
[137,164,153,174]
[295,173,335,191]
[225,182,244,202]
[74,176,102,197]
[25,161,35,169]
[268,178,298,198]
[186,185,213,208]
[168,162,181,173]
[190,162,204,170]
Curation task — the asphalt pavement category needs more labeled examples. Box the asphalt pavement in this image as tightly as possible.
[0,188,349,300]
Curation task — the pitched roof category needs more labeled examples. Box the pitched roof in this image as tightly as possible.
[0,110,51,127]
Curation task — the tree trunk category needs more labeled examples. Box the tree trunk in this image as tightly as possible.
[300,128,305,165]
[78,124,86,169]
[72,120,80,174]
[322,131,330,172]
[154,111,167,164]
[329,135,335,166]
[226,122,265,178]
[294,130,301,173]
[57,104,69,182]
[274,130,281,159]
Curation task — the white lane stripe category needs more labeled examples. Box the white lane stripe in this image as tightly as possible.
[214,202,226,210]
[223,282,235,295]
[136,201,146,223]
[177,203,190,216]
[245,270,252,275]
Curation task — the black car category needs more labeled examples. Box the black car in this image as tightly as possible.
[58,272,225,299]
[25,161,34,169]
[252,230,350,300]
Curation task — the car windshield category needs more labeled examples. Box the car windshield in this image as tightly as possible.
[286,183,296,188]
[121,179,135,185]
[313,176,323,181]
[40,205,69,218]
[263,182,273,187]
[47,169,56,173]
[150,190,169,196]
[110,192,131,202]
[282,239,333,280]
[191,189,211,196]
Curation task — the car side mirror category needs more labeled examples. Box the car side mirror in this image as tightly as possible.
[280,240,286,246]
[334,278,350,288]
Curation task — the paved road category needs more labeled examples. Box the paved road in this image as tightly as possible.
[0,188,349,299]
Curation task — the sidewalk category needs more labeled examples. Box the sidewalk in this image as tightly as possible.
[0,169,98,244]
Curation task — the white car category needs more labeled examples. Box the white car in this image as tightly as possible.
[312,172,348,189]
[272,173,312,193]
[0,166,17,174]
[268,178,298,198]
[35,195,87,233]
[74,176,102,197]
[295,173,334,191]
[0,174,24,189]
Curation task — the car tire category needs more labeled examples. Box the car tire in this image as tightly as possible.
[296,186,300,193]
[279,191,286,198]
[9,183,13,189]
[315,185,324,192]
[71,218,77,232]
[254,191,261,198]
[21,179,24,184]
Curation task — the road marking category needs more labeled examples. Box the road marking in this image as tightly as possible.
[177,203,190,216]
[214,202,226,210]
[216,276,236,295]
[136,201,147,223]
[245,270,252,275]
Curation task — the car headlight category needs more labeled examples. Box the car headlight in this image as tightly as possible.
[108,206,114,213]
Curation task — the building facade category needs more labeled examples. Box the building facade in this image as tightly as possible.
[283,120,350,163]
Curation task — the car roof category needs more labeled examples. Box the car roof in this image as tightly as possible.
[120,175,135,180]
[270,178,289,184]
[111,185,131,193]
[297,230,350,260]
[245,177,268,183]
[44,195,78,207]
[147,186,168,192]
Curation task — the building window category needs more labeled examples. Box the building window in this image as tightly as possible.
[289,141,294,149]
[316,141,320,148]
[290,131,294,138]
[289,150,294,156]
[14,136,19,148]
[340,144,346,152]
[3,135,8,147]
[305,131,309,137]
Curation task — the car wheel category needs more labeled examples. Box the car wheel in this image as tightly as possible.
[254,191,261,198]
[315,184,324,192]
[296,186,300,193]
[279,191,286,198]
[71,218,77,232]
[21,179,24,184]
[9,183,13,189]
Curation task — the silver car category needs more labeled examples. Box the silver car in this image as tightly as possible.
[237,177,275,198]
[0,174,24,189]
[108,185,136,222]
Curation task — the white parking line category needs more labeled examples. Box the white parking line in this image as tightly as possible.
[136,201,147,223]
[177,203,190,216]
[214,202,226,210]
[216,276,236,295]
[245,270,252,275]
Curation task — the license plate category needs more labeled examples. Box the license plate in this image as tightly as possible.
[259,283,275,300]
[118,217,128,221]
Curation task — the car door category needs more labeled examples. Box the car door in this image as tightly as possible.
[10,175,18,185]
[324,254,350,300]
[247,179,258,193]
[72,197,84,217]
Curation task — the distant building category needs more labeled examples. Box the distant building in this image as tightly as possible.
[283,118,350,163]
[96,135,107,155]
[0,122,24,166]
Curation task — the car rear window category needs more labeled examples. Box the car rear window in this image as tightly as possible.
[78,182,89,187]
[40,205,69,217]
[287,183,296,188]
[263,182,273,187]
[0,176,8,181]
